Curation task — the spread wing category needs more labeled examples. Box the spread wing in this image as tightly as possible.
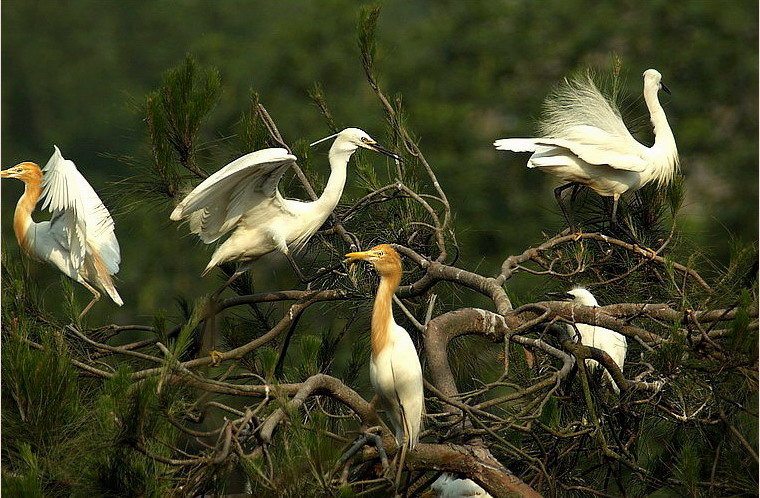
[40,145,120,274]
[170,148,297,244]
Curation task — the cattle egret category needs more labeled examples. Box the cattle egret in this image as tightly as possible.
[427,473,492,498]
[1,146,123,318]
[170,128,398,290]
[344,244,424,488]
[547,287,627,393]
[495,69,678,228]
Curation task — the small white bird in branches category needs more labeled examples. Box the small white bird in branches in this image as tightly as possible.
[2,146,122,319]
[495,69,678,229]
[426,473,493,498]
[170,128,399,290]
[547,287,627,393]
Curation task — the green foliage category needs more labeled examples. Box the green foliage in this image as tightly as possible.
[0,3,756,497]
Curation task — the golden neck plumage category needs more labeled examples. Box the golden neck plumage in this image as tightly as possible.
[370,269,401,358]
[13,168,43,253]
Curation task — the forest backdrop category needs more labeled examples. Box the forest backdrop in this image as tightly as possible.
[1,2,758,497]
[2,0,757,322]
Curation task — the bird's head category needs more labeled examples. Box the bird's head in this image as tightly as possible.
[643,68,670,94]
[312,128,400,161]
[344,243,402,277]
[1,162,43,183]
[546,287,599,306]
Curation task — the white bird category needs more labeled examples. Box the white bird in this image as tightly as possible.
[427,473,492,498]
[170,128,398,288]
[495,68,678,227]
[547,287,627,393]
[344,244,424,487]
[1,146,123,318]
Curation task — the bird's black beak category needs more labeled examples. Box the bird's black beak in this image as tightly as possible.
[661,82,671,95]
[367,142,402,162]
[546,291,573,301]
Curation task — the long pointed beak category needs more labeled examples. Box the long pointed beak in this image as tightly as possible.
[365,142,402,161]
[0,168,14,178]
[661,82,671,95]
[344,250,374,263]
[546,291,573,301]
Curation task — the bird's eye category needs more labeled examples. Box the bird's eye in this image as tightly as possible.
[360,137,370,143]
[376,250,384,257]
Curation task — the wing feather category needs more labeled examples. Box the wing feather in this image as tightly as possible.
[40,146,120,274]
[170,148,297,243]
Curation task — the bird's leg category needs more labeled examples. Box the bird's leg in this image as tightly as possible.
[212,265,250,299]
[393,433,410,495]
[554,182,579,232]
[77,281,101,322]
[283,249,309,282]
[610,193,620,225]
[202,296,224,366]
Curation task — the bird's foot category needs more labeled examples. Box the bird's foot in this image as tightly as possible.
[573,230,583,241]
[209,350,224,366]
[328,427,389,485]
[634,244,658,259]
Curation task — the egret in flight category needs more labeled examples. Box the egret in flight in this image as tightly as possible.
[495,69,678,228]
[547,287,627,393]
[344,244,424,488]
[1,146,123,318]
[170,128,398,289]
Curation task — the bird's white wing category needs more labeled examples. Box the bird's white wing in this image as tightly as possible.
[533,125,649,172]
[493,138,542,152]
[39,146,120,274]
[496,131,648,172]
[170,148,297,243]
[390,325,424,448]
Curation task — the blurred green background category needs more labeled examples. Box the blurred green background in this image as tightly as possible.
[2,0,757,324]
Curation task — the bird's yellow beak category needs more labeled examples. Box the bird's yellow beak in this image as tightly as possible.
[343,250,375,263]
[0,167,15,178]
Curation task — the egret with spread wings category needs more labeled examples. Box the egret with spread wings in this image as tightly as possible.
[495,69,678,228]
[170,128,398,289]
[2,146,123,319]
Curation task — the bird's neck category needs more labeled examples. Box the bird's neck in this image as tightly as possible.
[313,148,351,212]
[644,87,679,183]
[13,174,43,252]
[370,270,401,358]
[645,88,676,150]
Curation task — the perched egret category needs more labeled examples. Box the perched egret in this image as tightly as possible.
[170,128,398,289]
[425,473,492,498]
[495,69,678,227]
[344,244,424,487]
[547,287,627,393]
[1,146,123,318]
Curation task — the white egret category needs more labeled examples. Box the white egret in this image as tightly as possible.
[495,69,678,227]
[1,146,123,318]
[170,128,398,289]
[547,287,627,393]
[426,473,492,498]
[344,244,424,488]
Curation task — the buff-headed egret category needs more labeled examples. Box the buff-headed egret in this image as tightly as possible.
[495,69,678,228]
[1,146,122,318]
[170,128,398,290]
[547,287,627,393]
[344,244,424,488]
[426,473,492,498]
